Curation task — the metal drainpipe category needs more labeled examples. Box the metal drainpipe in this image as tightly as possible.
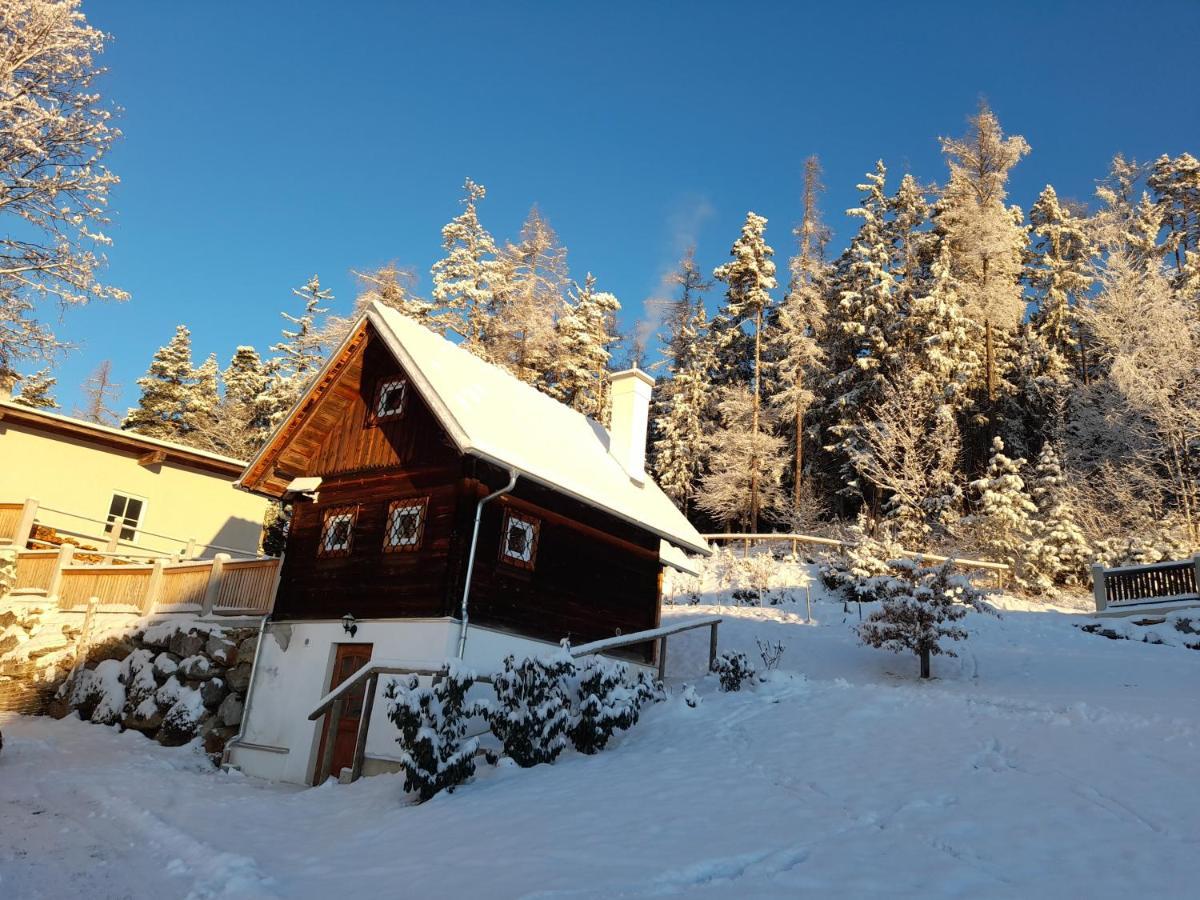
[221,613,271,768]
[458,468,518,659]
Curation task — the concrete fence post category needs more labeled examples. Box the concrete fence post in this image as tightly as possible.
[143,558,166,617]
[184,538,197,559]
[1091,564,1108,612]
[14,498,39,548]
[202,553,230,617]
[104,527,121,554]
[47,544,74,606]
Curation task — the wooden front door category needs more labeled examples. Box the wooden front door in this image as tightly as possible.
[314,643,373,783]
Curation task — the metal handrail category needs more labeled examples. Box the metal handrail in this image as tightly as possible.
[35,503,264,557]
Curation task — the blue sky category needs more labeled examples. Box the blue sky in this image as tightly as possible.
[42,1,1200,413]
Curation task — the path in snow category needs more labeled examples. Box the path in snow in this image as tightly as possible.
[1,597,1197,899]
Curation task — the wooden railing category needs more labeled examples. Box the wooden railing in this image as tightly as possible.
[0,502,25,542]
[1091,557,1200,612]
[570,615,723,682]
[3,545,281,618]
[704,532,1011,586]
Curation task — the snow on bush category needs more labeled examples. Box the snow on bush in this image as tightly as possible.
[488,653,573,768]
[159,682,206,746]
[821,518,905,607]
[711,651,756,692]
[857,558,995,678]
[384,662,487,802]
[566,655,639,755]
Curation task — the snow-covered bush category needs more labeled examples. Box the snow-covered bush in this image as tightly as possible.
[821,517,904,606]
[857,558,995,678]
[385,662,486,802]
[1091,531,1192,569]
[489,653,573,767]
[711,651,756,692]
[567,656,638,755]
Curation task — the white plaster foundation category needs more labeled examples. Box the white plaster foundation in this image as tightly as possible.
[227,618,602,785]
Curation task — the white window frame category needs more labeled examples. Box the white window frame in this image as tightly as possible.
[105,491,147,543]
[501,511,539,569]
[372,378,407,422]
[318,506,358,557]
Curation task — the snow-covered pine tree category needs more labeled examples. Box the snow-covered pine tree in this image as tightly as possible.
[12,368,59,409]
[260,275,332,427]
[488,653,573,768]
[712,212,778,531]
[487,207,569,393]
[819,162,898,502]
[936,103,1030,403]
[1091,155,1162,267]
[969,436,1038,575]
[857,558,993,679]
[1026,442,1091,588]
[552,273,621,422]
[431,178,501,348]
[1148,153,1200,285]
[208,346,272,458]
[185,353,220,440]
[1028,185,1092,381]
[769,156,829,518]
[848,368,962,549]
[75,360,120,426]
[697,385,786,529]
[384,663,487,802]
[122,325,195,441]
[652,281,715,513]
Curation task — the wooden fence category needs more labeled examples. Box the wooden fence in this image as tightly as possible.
[703,532,1011,586]
[1091,557,1200,612]
[5,545,281,618]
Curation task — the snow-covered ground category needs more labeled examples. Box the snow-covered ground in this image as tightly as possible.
[2,582,1197,899]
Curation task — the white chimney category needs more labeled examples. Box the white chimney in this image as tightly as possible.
[609,368,654,484]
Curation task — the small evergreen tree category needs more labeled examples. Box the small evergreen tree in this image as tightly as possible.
[489,653,573,767]
[1026,443,1091,588]
[567,655,638,755]
[385,663,487,802]
[12,368,59,409]
[858,558,994,678]
[969,436,1038,576]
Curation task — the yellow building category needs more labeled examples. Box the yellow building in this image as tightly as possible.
[0,397,269,558]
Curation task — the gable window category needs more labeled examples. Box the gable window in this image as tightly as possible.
[318,506,358,557]
[500,510,539,570]
[371,377,407,422]
[104,493,145,542]
[383,498,428,552]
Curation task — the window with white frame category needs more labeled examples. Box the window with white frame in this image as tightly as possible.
[500,510,539,570]
[105,493,145,542]
[371,377,407,422]
[318,506,358,557]
[383,498,427,552]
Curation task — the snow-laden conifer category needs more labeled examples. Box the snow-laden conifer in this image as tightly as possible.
[1026,442,1091,588]
[431,178,501,348]
[12,368,59,410]
[697,385,786,529]
[1028,185,1092,380]
[552,273,620,423]
[969,436,1037,575]
[122,325,195,441]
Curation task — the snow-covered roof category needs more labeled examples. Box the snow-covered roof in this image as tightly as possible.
[367,304,710,556]
[0,397,249,475]
[240,302,710,556]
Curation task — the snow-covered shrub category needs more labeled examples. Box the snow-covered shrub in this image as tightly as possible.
[1091,531,1192,569]
[857,558,995,679]
[385,662,487,802]
[567,656,638,755]
[821,517,904,606]
[158,682,206,746]
[629,669,667,708]
[712,651,755,692]
[489,653,573,767]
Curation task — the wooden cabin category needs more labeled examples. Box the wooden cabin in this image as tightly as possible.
[227,301,709,784]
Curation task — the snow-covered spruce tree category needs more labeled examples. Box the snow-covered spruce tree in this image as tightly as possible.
[1026,442,1091,588]
[1148,153,1200,286]
[936,103,1030,404]
[184,353,220,441]
[488,653,573,768]
[848,368,962,549]
[122,325,195,441]
[12,368,59,409]
[711,211,778,531]
[818,162,898,503]
[431,178,501,349]
[552,273,621,423]
[486,207,569,392]
[567,655,638,755]
[0,0,127,373]
[969,436,1037,577]
[698,385,786,530]
[1028,185,1092,381]
[384,664,487,802]
[651,251,715,512]
[1091,155,1162,267]
[259,275,332,427]
[769,156,829,517]
[857,558,994,679]
[75,360,120,425]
